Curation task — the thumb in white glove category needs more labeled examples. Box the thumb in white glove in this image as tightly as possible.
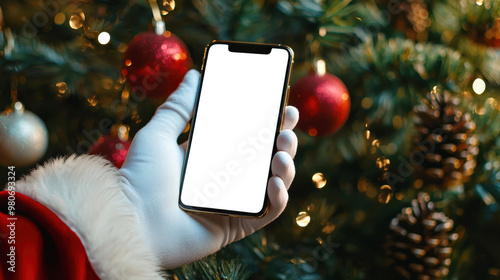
[119,69,299,269]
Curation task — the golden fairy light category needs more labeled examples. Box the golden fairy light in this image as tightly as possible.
[378,185,393,204]
[296,211,311,227]
[486,98,498,109]
[393,115,403,130]
[87,95,98,107]
[319,27,326,37]
[321,222,336,234]
[489,268,500,277]
[476,0,484,6]
[131,110,142,124]
[56,82,67,95]
[117,125,130,141]
[121,89,130,101]
[118,43,128,53]
[361,97,373,109]
[163,0,176,12]
[69,12,85,29]
[375,156,390,171]
[312,172,327,189]
[102,77,113,90]
[472,78,486,95]
[414,179,423,189]
[54,13,65,25]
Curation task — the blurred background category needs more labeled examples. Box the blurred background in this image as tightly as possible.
[1,0,500,279]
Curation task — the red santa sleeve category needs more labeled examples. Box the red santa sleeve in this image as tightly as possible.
[0,192,100,280]
[1,155,165,280]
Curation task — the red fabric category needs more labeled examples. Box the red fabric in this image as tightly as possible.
[0,191,100,280]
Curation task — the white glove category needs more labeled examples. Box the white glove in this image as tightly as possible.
[119,69,299,269]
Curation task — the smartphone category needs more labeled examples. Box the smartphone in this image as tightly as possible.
[179,41,294,218]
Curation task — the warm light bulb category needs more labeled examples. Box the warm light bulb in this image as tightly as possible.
[69,12,85,29]
[312,173,327,189]
[296,211,311,227]
[98,32,111,45]
[472,78,486,95]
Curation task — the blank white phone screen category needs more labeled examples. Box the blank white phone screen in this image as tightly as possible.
[181,44,290,214]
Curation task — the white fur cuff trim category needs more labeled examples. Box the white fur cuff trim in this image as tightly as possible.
[16,155,164,280]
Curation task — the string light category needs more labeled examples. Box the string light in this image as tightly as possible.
[56,82,68,96]
[321,222,336,234]
[54,13,65,25]
[361,97,373,109]
[296,211,311,227]
[163,0,176,12]
[69,12,85,29]
[98,32,111,45]
[319,27,326,37]
[101,77,113,90]
[472,78,486,95]
[375,156,390,171]
[312,173,327,188]
[118,43,128,53]
[392,115,403,130]
[87,95,98,107]
[378,185,393,204]
[117,125,130,141]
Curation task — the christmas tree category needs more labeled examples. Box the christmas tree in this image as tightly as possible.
[1,0,500,279]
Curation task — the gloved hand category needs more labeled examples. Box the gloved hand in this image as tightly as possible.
[119,69,299,269]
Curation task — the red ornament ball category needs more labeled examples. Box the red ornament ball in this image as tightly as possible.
[89,135,131,168]
[122,31,192,99]
[288,73,350,137]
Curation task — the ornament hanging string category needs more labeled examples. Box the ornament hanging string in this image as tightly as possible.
[0,73,49,167]
[11,74,18,105]
[307,35,326,75]
[148,0,176,35]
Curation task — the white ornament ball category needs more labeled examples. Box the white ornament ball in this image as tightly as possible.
[0,102,49,167]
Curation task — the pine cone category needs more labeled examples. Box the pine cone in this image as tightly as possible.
[412,90,479,189]
[385,193,459,280]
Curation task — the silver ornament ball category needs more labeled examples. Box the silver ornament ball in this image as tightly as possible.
[0,103,49,167]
